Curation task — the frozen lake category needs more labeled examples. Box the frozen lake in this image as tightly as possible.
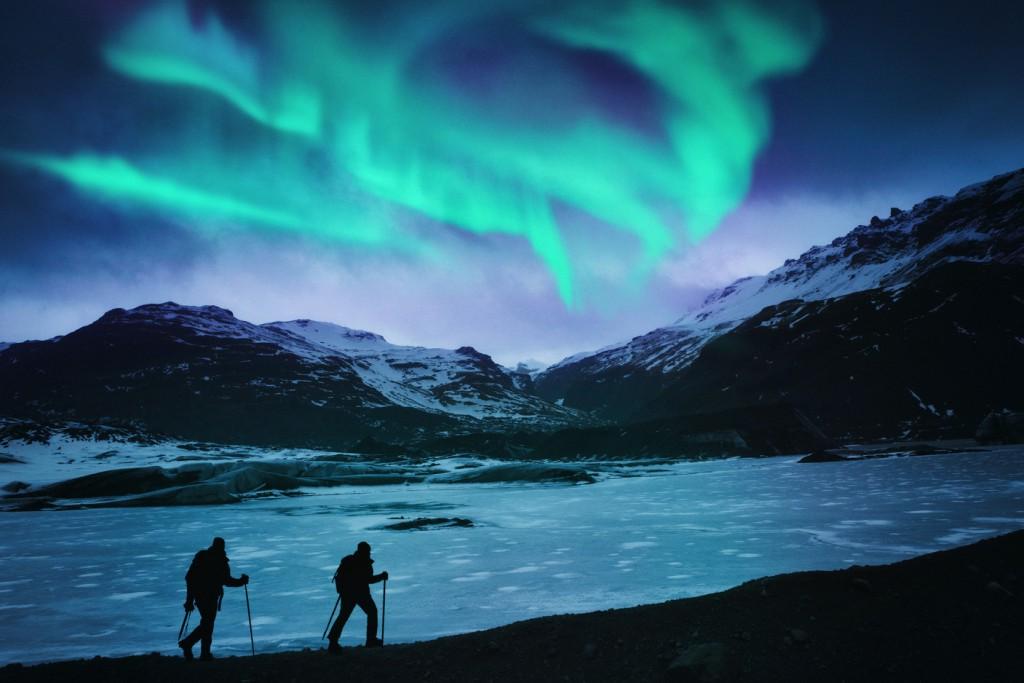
[2,448,1023,664]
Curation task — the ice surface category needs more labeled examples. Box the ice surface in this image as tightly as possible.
[1,448,1023,664]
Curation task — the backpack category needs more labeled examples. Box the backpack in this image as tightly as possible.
[186,549,223,597]
[333,554,356,595]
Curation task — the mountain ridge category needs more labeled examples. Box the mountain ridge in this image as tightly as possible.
[0,302,585,449]
[534,167,1024,424]
[1,167,1021,448]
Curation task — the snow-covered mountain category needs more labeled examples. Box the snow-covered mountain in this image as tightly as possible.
[264,319,570,420]
[0,303,583,449]
[535,167,1024,423]
[2,168,1020,447]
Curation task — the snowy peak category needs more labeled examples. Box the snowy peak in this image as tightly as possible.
[671,167,1024,336]
[85,302,334,362]
[267,319,574,421]
[512,360,547,376]
[97,302,258,340]
[99,302,237,327]
[263,319,390,353]
[536,167,1024,412]
[13,303,580,426]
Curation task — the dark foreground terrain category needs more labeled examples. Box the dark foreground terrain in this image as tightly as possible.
[5,531,1022,682]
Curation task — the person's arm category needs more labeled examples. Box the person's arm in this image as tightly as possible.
[184,553,198,610]
[223,559,249,588]
[369,570,389,584]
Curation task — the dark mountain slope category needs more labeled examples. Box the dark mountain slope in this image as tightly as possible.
[536,168,1024,427]
[649,260,1024,440]
[0,304,456,447]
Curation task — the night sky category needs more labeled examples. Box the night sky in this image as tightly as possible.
[2,0,1022,365]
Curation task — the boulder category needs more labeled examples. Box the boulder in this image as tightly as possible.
[381,517,475,531]
[431,463,595,484]
[798,450,847,463]
[976,410,1024,444]
[102,483,239,507]
[666,642,731,682]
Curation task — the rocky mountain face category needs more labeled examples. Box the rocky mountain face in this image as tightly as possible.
[649,260,1024,440]
[0,304,581,449]
[535,168,1024,439]
[262,319,572,421]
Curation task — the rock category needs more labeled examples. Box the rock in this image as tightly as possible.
[1,496,57,511]
[798,450,847,463]
[431,463,595,485]
[851,577,873,593]
[985,581,1014,598]
[976,410,1024,444]
[0,453,26,464]
[381,517,475,531]
[889,207,904,217]
[2,481,30,493]
[107,483,240,507]
[666,642,730,682]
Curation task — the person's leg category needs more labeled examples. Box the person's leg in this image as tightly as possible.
[197,597,218,658]
[182,597,217,657]
[182,597,212,647]
[357,594,379,645]
[328,599,357,644]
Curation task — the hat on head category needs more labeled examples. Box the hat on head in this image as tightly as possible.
[356,541,371,554]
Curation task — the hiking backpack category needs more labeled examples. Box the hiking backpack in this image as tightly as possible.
[333,554,355,594]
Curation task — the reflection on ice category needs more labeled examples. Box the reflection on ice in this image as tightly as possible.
[109,592,154,601]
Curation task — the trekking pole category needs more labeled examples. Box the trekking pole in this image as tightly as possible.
[178,608,191,641]
[381,579,387,645]
[322,595,341,640]
[244,584,255,656]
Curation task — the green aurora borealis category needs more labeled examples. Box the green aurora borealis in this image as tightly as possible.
[3,0,821,308]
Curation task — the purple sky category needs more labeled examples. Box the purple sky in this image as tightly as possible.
[1,182,947,367]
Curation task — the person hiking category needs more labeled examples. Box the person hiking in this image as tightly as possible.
[327,541,388,654]
[179,536,249,660]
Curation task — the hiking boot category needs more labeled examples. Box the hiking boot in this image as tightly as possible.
[327,641,342,656]
[178,640,193,661]
[199,652,214,661]
[365,638,383,648]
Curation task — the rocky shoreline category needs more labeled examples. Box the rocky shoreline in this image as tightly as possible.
[4,530,1021,682]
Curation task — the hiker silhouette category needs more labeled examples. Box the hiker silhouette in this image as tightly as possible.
[179,536,249,660]
[327,541,388,654]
